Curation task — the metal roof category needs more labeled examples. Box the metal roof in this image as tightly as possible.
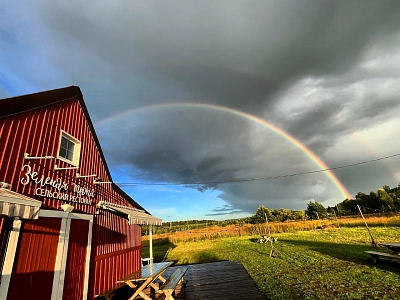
[0,186,42,219]
[97,201,162,226]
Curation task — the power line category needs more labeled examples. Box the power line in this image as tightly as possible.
[115,152,400,186]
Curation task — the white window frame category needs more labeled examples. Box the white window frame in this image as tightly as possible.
[57,130,81,167]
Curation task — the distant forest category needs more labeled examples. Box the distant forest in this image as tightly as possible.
[249,183,400,224]
[144,183,400,234]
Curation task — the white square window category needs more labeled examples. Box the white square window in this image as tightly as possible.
[57,131,81,166]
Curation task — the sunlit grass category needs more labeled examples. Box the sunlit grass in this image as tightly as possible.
[143,213,400,244]
[143,227,400,299]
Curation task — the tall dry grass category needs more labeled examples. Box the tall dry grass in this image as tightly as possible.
[143,213,400,244]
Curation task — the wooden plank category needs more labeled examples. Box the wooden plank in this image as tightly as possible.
[364,251,400,259]
[378,242,400,248]
[163,261,265,300]
[116,261,173,282]
[160,268,187,291]
[102,261,265,300]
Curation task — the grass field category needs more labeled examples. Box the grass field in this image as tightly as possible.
[143,226,400,299]
[143,214,400,243]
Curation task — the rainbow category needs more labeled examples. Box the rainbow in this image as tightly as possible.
[95,103,352,199]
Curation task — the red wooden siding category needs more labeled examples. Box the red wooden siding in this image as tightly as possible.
[63,219,90,300]
[0,99,139,213]
[0,216,5,237]
[1,94,145,298]
[89,245,142,298]
[94,214,142,256]
[89,216,142,298]
[8,217,61,299]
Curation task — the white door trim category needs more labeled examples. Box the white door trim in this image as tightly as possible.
[54,217,71,299]
[51,218,69,299]
[0,218,21,300]
[82,218,93,299]
[49,210,93,300]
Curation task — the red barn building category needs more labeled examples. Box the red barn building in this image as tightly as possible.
[0,86,161,299]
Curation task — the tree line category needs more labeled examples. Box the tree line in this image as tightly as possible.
[143,183,400,233]
[248,183,400,224]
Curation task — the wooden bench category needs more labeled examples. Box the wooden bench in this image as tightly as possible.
[95,283,125,300]
[160,267,188,300]
[365,251,400,264]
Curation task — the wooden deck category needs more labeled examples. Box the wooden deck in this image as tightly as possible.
[163,260,266,300]
[108,261,266,299]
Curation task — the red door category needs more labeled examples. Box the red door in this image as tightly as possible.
[62,219,90,300]
[8,217,61,299]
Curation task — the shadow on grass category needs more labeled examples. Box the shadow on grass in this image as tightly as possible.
[142,237,177,263]
[193,250,220,263]
[281,238,400,274]
[249,238,260,243]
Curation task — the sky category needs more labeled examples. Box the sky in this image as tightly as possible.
[1,1,400,221]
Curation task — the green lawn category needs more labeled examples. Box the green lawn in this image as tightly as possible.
[143,227,400,299]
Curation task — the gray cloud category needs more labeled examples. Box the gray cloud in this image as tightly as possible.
[2,1,400,217]
[205,204,244,216]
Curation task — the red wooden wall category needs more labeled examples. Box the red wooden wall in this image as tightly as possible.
[90,243,142,297]
[0,99,135,213]
[0,96,144,298]
[63,219,90,299]
[8,217,62,299]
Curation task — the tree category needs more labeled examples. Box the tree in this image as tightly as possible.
[355,192,370,208]
[377,188,394,211]
[369,191,379,209]
[306,201,328,220]
[395,183,400,210]
[382,185,391,193]
[336,203,344,216]
[250,205,272,224]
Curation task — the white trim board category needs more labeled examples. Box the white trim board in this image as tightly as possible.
[39,210,93,221]
[0,218,21,300]
[82,218,93,299]
[51,217,69,300]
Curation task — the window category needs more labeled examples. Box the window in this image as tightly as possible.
[57,131,81,166]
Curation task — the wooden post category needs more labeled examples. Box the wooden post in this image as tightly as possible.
[264,213,271,237]
[357,205,379,248]
[149,224,153,265]
[332,210,340,228]
[264,213,274,257]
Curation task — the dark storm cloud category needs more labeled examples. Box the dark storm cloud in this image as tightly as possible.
[30,1,400,116]
[205,204,244,216]
[280,81,400,155]
[154,64,279,113]
[2,0,400,214]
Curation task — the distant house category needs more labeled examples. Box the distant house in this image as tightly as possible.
[0,86,161,299]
